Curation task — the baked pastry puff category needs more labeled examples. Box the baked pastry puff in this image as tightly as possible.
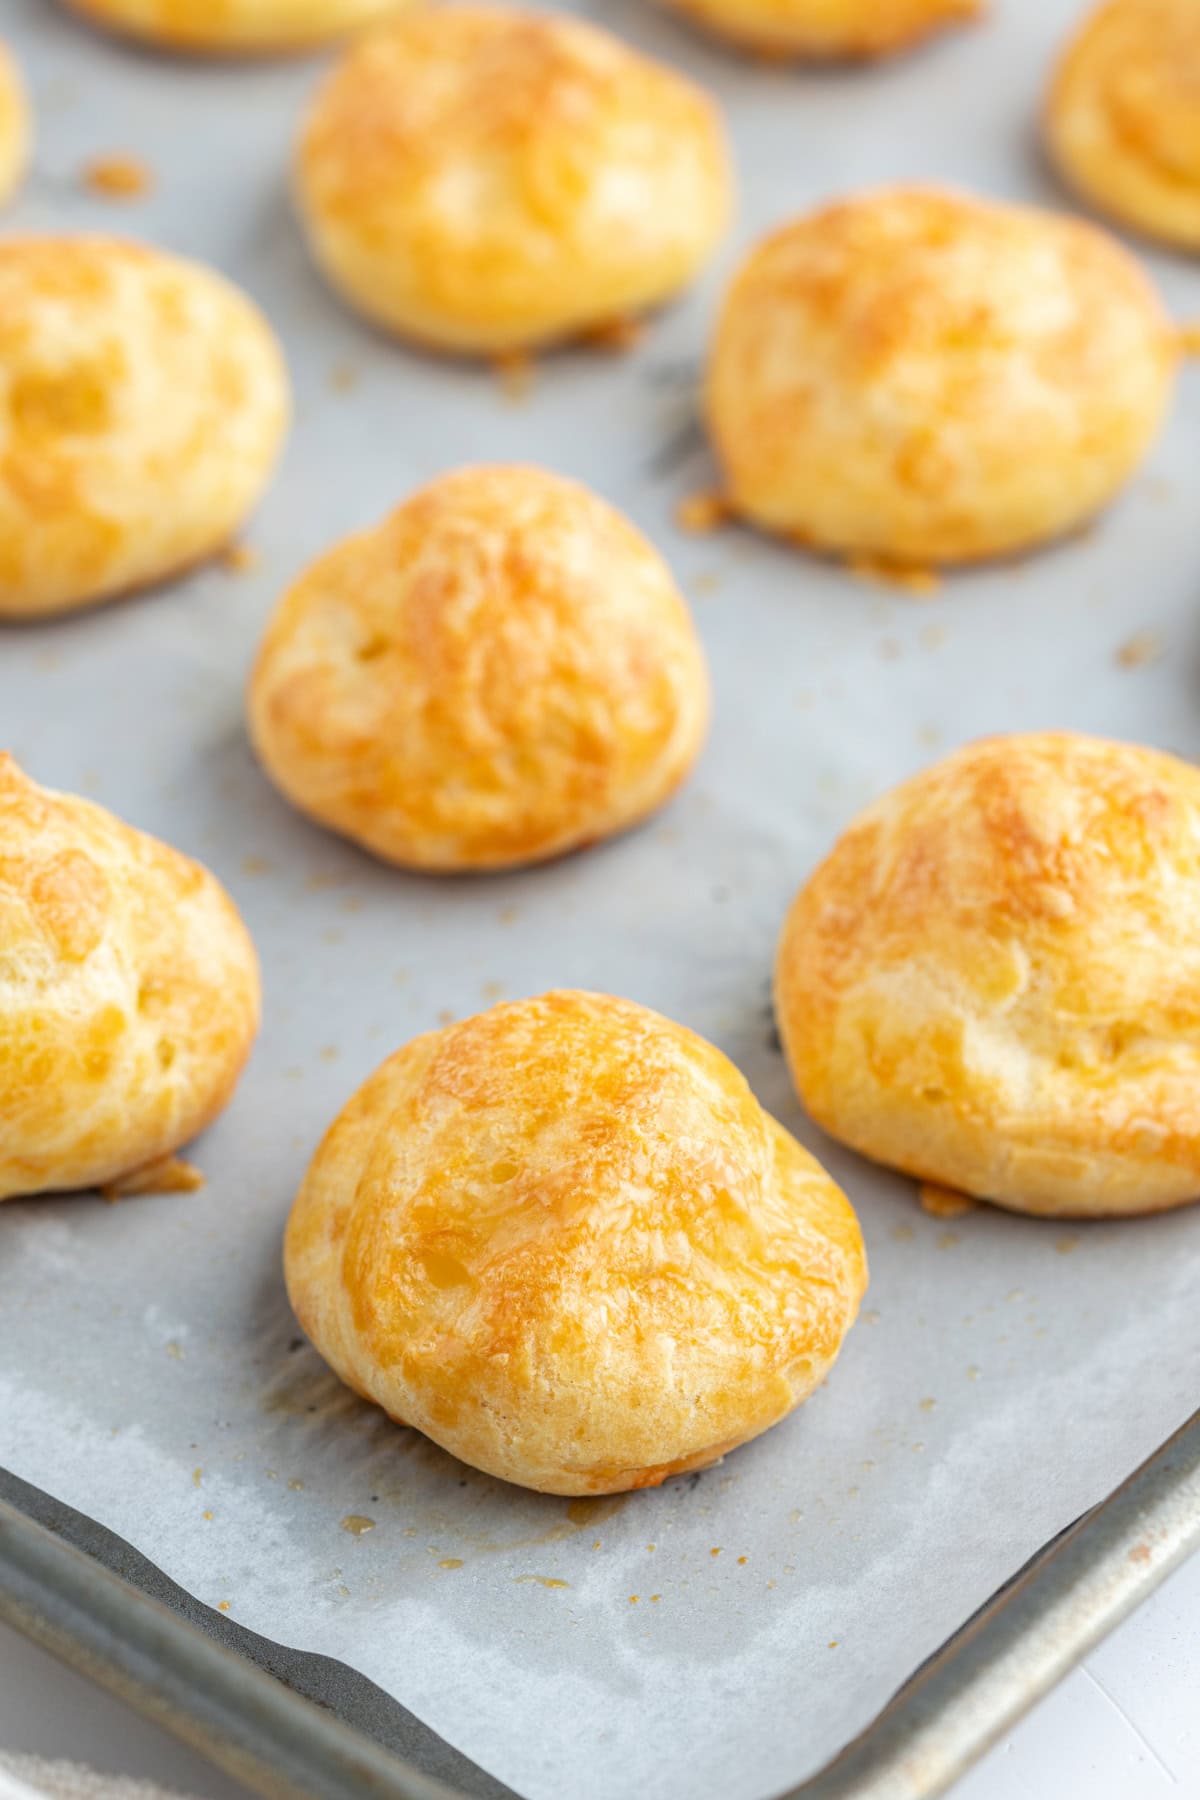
[0,238,288,618]
[658,0,981,59]
[247,464,710,871]
[294,6,732,354]
[285,990,867,1494]
[0,756,260,1202]
[1046,0,1200,252]
[776,733,1200,1218]
[0,43,29,208]
[706,188,1177,566]
[64,0,417,53]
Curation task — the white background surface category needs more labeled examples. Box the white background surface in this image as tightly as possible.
[2,1543,1198,1798]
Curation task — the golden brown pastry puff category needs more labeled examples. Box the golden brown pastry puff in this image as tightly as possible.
[658,0,980,59]
[294,5,732,354]
[776,733,1200,1219]
[0,43,29,208]
[706,188,1177,567]
[285,990,867,1494]
[247,464,710,872]
[63,0,416,54]
[1046,0,1200,252]
[0,238,289,618]
[0,756,260,1202]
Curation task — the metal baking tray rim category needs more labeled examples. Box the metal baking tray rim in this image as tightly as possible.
[3,1405,1198,1800]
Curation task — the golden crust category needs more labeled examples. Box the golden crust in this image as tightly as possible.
[294,5,732,353]
[0,237,289,618]
[0,755,260,1202]
[776,733,1200,1218]
[658,0,980,58]
[285,990,867,1494]
[706,187,1177,565]
[1046,0,1200,251]
[247,464,710,872]
[64,0,417,53]
[0,43,29,209]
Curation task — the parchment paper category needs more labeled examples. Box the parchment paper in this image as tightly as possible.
[2,1,1200,1795]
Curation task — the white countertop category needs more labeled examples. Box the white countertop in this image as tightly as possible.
[1,1545,1197,1800]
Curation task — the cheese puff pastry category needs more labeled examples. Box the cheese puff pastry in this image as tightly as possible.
[247,465,710,871]
[0,756,260,1202]
[294,5,732,353]
[1046,0,1200,252]
[658,0,981,59]
[285,990,867,1494]
[0,237,288,618]
[776,733,1200,1218]
[0,43,29,208]
[707,188,1177,566]
[64,0,416,53]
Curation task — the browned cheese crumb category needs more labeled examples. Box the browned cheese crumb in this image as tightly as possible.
[848,553,942,597]
[102,1155,204,1199]
[675,491,730,535]
[579,316,646,353]
[492,350,534,404]
[919,1181,978,1219]
[220,543,260,575]
[82,155,153,200]
[1116,630,1164,670]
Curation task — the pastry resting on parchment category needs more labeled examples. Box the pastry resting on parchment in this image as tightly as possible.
[0,756,260,1202]
[285,990,867,1494]
[294,5,732,353]
[776,732,1200,1218]
[707,187,1178,567]
[248,464,710,872]
[0,237,288,617]
[63,0,417,53]
[1046,0,1200,252]
[657,0,981,59]
[0,42,29,207]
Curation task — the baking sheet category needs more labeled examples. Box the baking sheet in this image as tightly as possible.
[3,1,1200,1796]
